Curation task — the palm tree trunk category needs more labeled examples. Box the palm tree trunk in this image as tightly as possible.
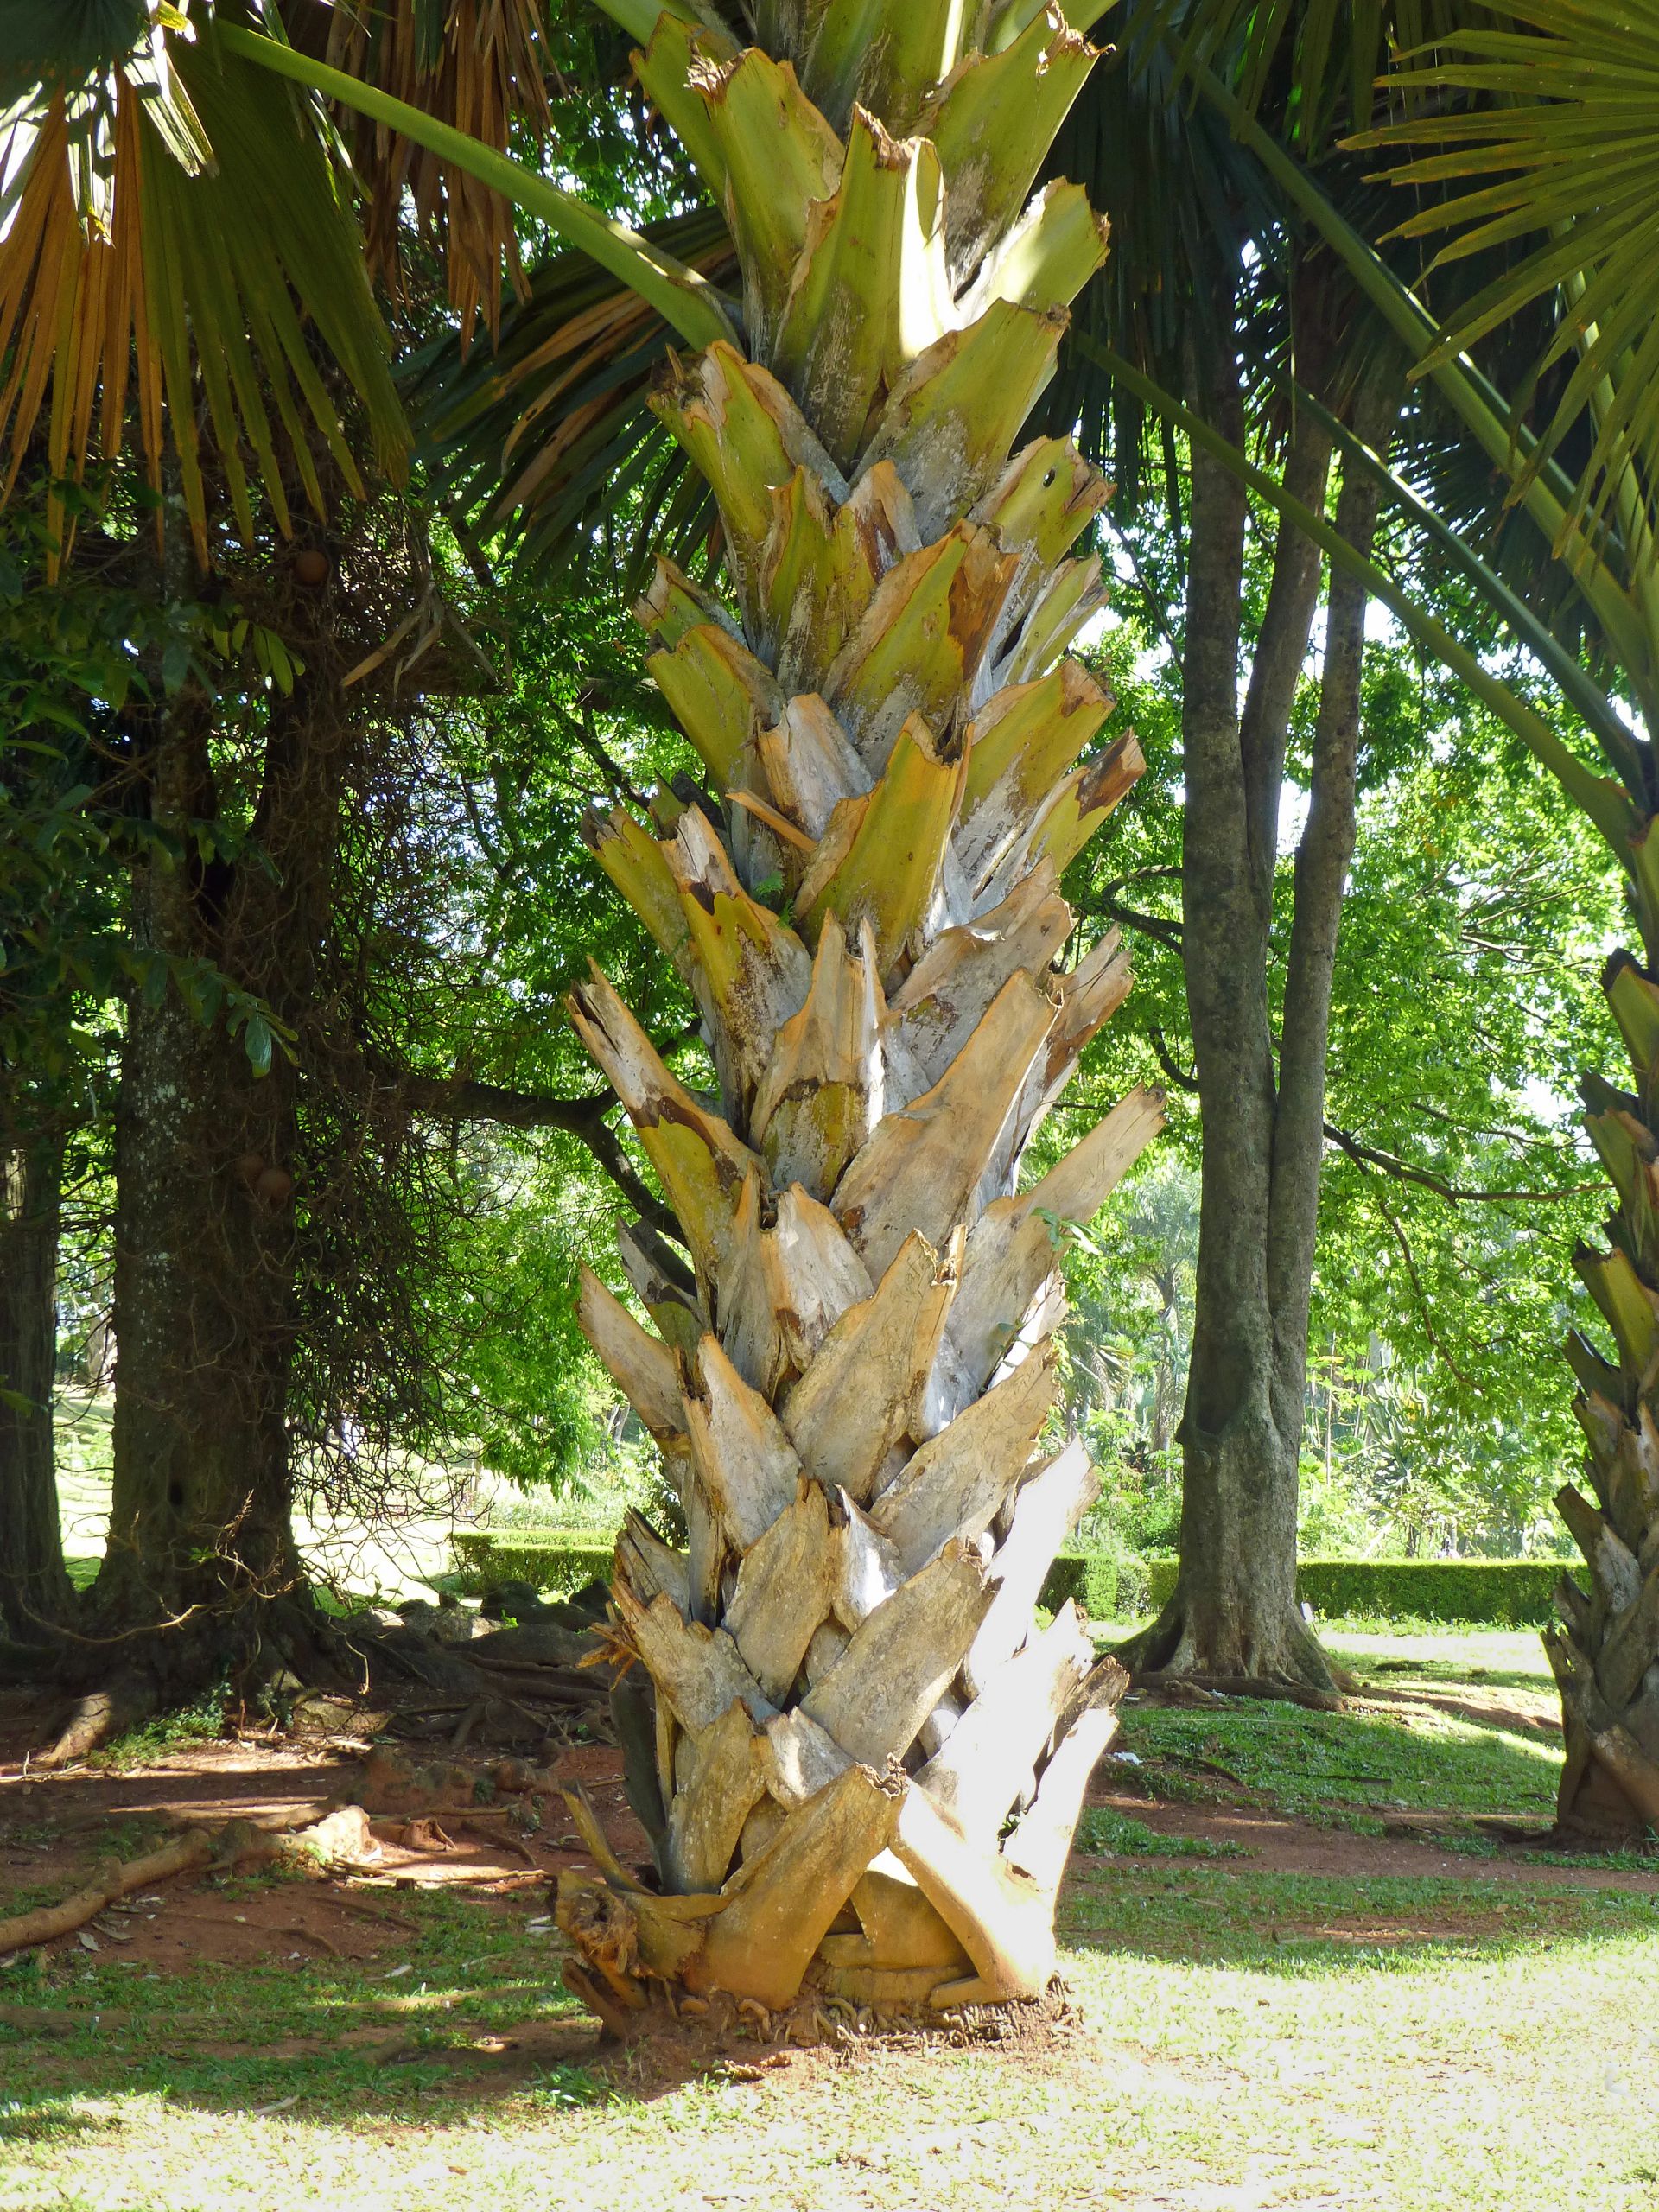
[556,4,1162,2019]
[1554,958,1659,1836]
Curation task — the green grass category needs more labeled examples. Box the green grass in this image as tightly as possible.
[7,1611,1656,2209]
[2,1860,1657,2210]
[1074,1805,1249,1859]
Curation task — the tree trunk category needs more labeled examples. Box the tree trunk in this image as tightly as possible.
[1123,358,1395,1690]
[93,574,348,1698]
[555,10,1160,2019]
[0,1132,73,1640]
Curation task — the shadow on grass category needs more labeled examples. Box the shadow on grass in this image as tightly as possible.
[1058,1859,1659,1978]
[0,1880,725,2139]
[1117,1695,1563,1818]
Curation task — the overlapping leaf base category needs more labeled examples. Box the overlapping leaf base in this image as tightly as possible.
[559,0,1163,2014]
[1550,952,1659,1836]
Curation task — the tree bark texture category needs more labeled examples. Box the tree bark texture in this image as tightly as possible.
[97,584,348,1688]
[0,1133,73,1639]
[555,8,1161,2018]
[1124,357,1396,1689]
[1552,909,1659,1830]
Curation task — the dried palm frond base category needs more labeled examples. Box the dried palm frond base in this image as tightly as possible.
[562,1943,1084,2057]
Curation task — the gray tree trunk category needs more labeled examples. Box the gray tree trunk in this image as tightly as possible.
[1122,358,1395,1689]
[0,1133,73,1640]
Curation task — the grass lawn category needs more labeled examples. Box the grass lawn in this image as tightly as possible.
[3,1622,1656,2210]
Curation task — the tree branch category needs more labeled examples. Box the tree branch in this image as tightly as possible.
[1321,1119,1595,1206]
[397,1071,685,1247]
[1147,1027,1199,1095]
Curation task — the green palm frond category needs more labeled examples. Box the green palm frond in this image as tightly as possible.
[0,5,405,569]
[1357,3,1659,569]
[1136,0,1472,148]
[409,207,731,587]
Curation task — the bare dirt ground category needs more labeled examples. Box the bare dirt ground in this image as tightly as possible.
[3,1669,1651,2001]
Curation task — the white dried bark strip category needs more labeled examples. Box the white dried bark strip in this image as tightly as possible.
[613,1583,776,1736]
[756,693,871,840]
[575,1266,683,1440]
[616,1509,691,1619]
[965,1439,1097,1695]
[664,804,814,1109]
[690,1763,902,2009]
[715,1171,790,1397]
[664,1700,766,1893]
[1001,1659,1127,1892]
[749,912,884,1200]
[943,1084,1163,1400]
[919,1603,1094,1840]
[760,1706,851,1808]
[802,1541,991,1766]
[892,1783,1056,2001]
[868,1342,1058,1574]
[782,1228,959,1502]
[886,860,1071,1105]
[762,1183,874,1369]
[832,1492,905,1629]
[684,1332,804,1553]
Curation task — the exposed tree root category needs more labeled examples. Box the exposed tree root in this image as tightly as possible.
[1130,1669,1343,1713]
[35,1675,158,1770]
[1113,1595,1344,1697]
[0,1808,373,1960]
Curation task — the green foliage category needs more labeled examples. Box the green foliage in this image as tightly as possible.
[1040,1548,1147,1621]
[1074,1806,1249,1859]
[1046,583,1618,1557]
[1141,1554,1561,1626]
[450,1530,615,1597]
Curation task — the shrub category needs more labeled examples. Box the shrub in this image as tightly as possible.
[1039,1551,1122,1620]
[451,1529,616,1596]
[1144,1554,1560,1626]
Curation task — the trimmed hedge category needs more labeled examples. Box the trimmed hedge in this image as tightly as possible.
[459,1529,1138,1621]
[454,1534,1559,1628]
[1039,1550,1122,1620]
[1144,1554,1560,1626]
[452,1530,615,1596]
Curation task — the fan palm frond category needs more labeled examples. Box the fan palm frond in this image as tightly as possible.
[1357,2,1659,569]
[410,207,730,587]
[0,5,404,569]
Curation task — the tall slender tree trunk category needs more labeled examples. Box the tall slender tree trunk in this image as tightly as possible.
[1124,359,1395,1690]
[0,1131,73,1640]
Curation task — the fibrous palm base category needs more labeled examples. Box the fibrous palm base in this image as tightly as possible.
[1551,951,1659,1838]
[556,0,1164,2018]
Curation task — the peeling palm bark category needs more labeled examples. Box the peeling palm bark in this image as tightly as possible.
[559,1,1161,2018]
[1553,957,1659,1834]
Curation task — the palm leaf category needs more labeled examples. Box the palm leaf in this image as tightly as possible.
[0,13,405,569]
[318,0,554,350]
[409,206,731,587]
[1356,3,1659,576]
